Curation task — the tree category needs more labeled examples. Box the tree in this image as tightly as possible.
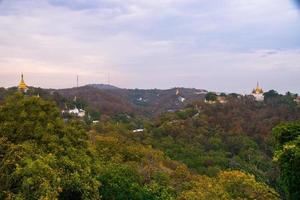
[98,164,144,200]
[273,122,300,200]
[0,94,100,199]
[205,92,217,102]
[179,171,279,200]
[264,90,279,99]
[217,171,280,200]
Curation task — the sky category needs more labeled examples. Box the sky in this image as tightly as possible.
[0,0,300,93]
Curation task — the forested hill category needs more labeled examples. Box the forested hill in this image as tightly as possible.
[0,89,299,199]
[0,85,207,116]
[56,85,207,116]
[0,93,283,199]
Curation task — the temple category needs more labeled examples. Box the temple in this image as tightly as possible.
[18,74,28,93]
[251,82,264,101]
[176,88,186,103]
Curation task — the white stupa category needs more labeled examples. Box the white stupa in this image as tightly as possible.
[251,82,264,101]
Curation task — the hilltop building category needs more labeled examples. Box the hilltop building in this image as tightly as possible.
[252,82,264,101]
[68,107,86,117]
[176,88,186,103]
[18,74,28,93]
[61,95,86,118]
[62,106,86,118]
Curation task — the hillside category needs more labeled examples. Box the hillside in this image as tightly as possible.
[56,86,136,116]
[0,93,282,200]
[0,85,207,117]
[0,87,299,199]
[56,85,207,116]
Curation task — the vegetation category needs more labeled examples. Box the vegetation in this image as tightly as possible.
[273,122,300,200]
[205,92,217,102]
[0,91,298,199]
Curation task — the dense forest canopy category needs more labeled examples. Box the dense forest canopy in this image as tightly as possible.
[0,89,299,199]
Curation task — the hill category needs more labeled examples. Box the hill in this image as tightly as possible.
[0,93,281,199]
[56,85,207,116]
[88,84,120,90]
[0,87,299,199]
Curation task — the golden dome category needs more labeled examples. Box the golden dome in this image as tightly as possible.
[18,74,28,91]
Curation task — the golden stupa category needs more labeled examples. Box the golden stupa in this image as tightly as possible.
[252,82,263,94]
[18,74,28,92]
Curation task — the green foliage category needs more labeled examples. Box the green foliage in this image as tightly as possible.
[98,164,175,200]
[179,171,279,200]
[0,93,284,200]
[273,122,300,148]
[88,109,101,121]
[264,90,280,99]
[0,93,62,143]
[273,122,300,200]
[0,93,100,199]
[205,92,217,101]
[143,108,274,183]
[217,171,280,200]
[98,164,144,200]
[142,182,175,200]
[264,90,296,107]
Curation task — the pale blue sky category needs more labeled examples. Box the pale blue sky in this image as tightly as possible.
[0,0,299,93]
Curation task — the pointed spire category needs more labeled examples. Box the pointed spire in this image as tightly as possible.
[256,81,260,89]
[18,73,28,92]
[253,81,263,94]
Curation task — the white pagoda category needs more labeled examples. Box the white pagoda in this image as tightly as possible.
[252,82,264,101]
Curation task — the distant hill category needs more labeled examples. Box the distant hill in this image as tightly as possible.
[0,85,208,116]
[56,86,135,116]
[87,84,120,90]
[56,85,207,116]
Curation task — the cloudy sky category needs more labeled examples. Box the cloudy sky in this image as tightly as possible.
[0,0,300,93]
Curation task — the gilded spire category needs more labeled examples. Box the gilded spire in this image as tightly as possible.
[18,73,28,92]
[252,81,263,94]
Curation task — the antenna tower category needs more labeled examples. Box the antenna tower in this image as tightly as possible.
[77,75,79,88]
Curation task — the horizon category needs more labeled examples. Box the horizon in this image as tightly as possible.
[1,0,300,93]
[3,73,298,95]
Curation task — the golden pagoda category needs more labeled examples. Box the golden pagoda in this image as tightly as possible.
[252,82,263,94]
[18,74,28,92]
[251,82,264,101]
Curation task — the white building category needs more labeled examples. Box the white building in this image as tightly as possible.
[63,107,86,118]
[133,129,144,133]
[176,88,186,103]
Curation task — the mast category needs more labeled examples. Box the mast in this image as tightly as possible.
[77,75,79,88]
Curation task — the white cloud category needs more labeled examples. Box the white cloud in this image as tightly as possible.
[0,0,299,93]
